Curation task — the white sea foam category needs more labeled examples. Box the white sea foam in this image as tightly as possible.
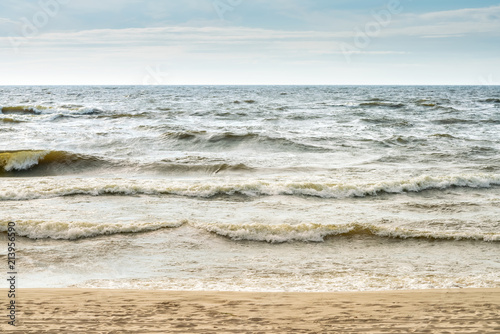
[73,273,500,292]
[1,173,499,200]
[194,222,500,243]
[1,219,497,241]
[0,150,50,171]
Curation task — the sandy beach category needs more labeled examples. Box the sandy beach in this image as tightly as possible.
[1,288,498,333]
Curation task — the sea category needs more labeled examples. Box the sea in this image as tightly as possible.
[1,85,499,292]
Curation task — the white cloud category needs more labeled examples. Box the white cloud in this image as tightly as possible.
[387,5,500,38]
[419,5,500,21]
[0,2,498,85]
[0,18,17,25]
[0,25,350,50]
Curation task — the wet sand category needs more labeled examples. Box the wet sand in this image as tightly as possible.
[1,288,499,333]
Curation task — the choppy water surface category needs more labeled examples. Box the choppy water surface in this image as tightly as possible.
[1,85,499,291]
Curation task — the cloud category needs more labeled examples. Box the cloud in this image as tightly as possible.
[0,25,349,48]
[419,5,500,21]
[0,1,498,85]
[0,17,17,24]
[395,5,500,38]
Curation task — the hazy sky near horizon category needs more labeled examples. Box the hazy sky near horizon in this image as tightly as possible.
[0,0,499,85]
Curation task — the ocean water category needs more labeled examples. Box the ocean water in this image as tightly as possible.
[1,85,499,291]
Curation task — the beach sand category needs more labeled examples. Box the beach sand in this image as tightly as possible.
[1,288,499,333]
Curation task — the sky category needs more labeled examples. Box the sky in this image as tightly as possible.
[0,0,499,85]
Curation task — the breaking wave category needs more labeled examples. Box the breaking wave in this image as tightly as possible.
[0,149,256,177]
[0,150,106,176]
[1,173,499,200]
[194,222,500,243]
[1,220,497,242]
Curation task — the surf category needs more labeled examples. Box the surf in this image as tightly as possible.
[0,150,106,176]
[1,219,497,242]
[1,173,500,200]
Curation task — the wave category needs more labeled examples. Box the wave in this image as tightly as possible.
[100,112,151,119]
[162,131,328,152]
[360,136,424,147]
[482,118,500,124]
[0,219,184,240]
[0,150,106,176]
[163,130,207,140]
[0,117,24,123]
[414,99,437,107]
[481,98,500,103]
[1,220,497,242]
[429,133,458,139]
[0,105,102,120]
[1,106,44,114]
[232,100,257,104]
[150,162,253,175]
[195,222,500,243]
[360,117,412,127]
[432,118,500,126]
[2,173,499,200]
[413,101,460,112]
[432,118,471,125]
[382,135,427,146]
[0,149,252,177]
[359,102,406,108]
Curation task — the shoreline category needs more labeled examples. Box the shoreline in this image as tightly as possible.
[2,288,499,333]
